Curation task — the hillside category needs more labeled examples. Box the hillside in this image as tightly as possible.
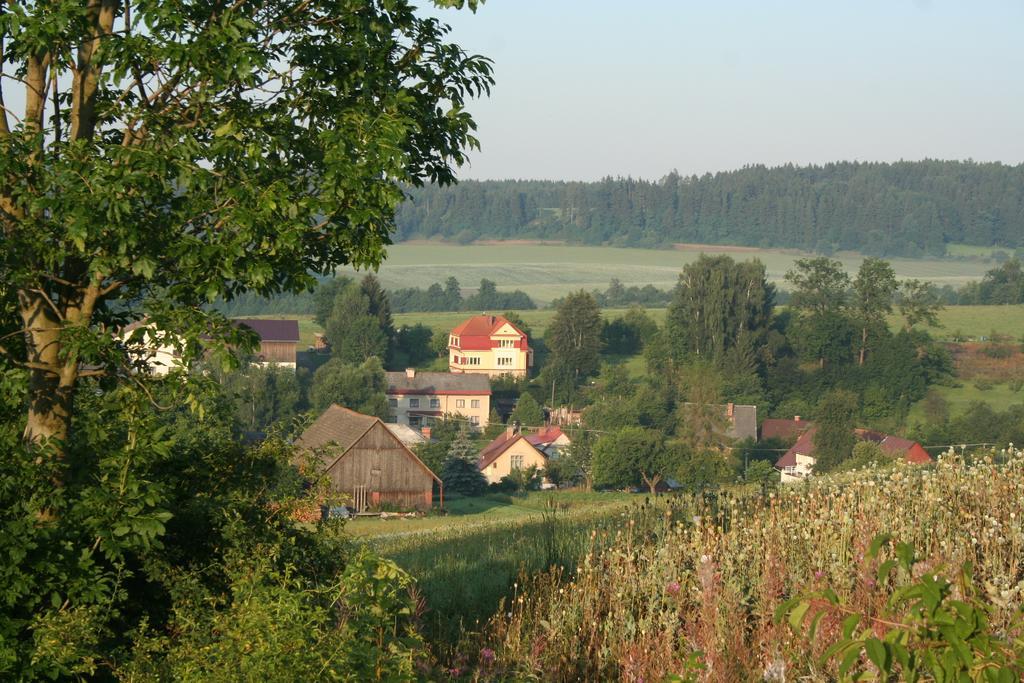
[394,160,1024,258]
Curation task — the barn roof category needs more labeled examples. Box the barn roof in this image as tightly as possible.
[232,318,301,343]
[295,405,441,483]
[386,370,491,395]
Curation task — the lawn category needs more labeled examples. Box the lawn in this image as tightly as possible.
[336,242,993,305]
[352,490,637,642]
[906,381,1024,427]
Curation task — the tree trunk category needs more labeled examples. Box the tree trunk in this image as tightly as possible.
[641,473,661,496]
[20,294,75,452]
[859,326,867,366]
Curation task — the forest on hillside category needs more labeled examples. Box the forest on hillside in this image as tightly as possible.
[394,160,1024,257]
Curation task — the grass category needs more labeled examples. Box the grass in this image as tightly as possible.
[945,242,1016,259]
[352,490,635,643]
[896,305,1024,340]
[907,381,1024,427]
[336,242,995,305]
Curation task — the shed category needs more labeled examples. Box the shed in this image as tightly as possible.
[232,318,301,367]
[295,405,441,511]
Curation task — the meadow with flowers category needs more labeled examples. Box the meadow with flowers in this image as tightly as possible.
[412,449,1024,681]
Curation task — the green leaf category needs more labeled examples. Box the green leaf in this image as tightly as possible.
[868,533,892,559]
[788,601,811,632]
[864,638,889,675]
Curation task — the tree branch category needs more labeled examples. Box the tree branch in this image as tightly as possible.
[70,0,118,141]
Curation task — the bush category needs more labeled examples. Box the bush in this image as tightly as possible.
[974,378,995,391]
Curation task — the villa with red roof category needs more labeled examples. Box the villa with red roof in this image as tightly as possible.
[525,425,572,457]
[477,425,548,484]
[449,314,533,378]
[775,427,932,483]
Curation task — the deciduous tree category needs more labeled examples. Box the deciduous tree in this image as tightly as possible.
[0,0,493,458]
[545,290,603,382]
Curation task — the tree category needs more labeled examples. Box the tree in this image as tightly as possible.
[313,277,353,327]
[899,279,943,330]
[443,277,463,310]
[786,258,852,367]
[545,290,603,382]
[813,389,859,472]
[563,428,595,490]
[510,392,544,428]
[440,458,487,496]
[852,258,898,365]
[325,284,389,365]
[309,357,389,418]
[676,362,727,451]
[592,426,671,494]
[666,255,774,360]
[0,0,493,456]
[221,364,300,432]
[360,274,395,340]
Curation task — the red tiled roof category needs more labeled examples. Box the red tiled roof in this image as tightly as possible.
[525,426,567,447]
[233,318,301,343]
[450,315,530,351]
[761,418,814,442]
[775,428,816,469]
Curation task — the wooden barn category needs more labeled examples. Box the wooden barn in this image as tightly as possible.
[232,318,301,368]
[295,404,441,511]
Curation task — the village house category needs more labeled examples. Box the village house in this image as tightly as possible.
[386,368,492,429]
[476,424,549,484]
[295,404,441,511]
[232,318,301,369]
[759,416,813,443]
[448,314,533,378]
[775,427,932,484]
[119,319,183,376]
[681,402,758,443]
[525,425,572,458]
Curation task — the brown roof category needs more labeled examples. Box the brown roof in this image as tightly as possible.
[476,431,546,471]
[386,371,491,396]
[295,404,440,482]
[760,418,814,442]
[525,426,568,447]
[232,318,301,343]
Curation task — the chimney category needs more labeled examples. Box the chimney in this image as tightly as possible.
[506,420,521,439]
[794,415,801,422]
[421,426,432,440]
[727,402,735,418]
[405,367,416,379]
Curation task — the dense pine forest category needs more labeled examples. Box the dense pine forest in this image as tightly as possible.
[394,160,1024,257]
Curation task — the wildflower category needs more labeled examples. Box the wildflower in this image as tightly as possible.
[814,570,824,579]
[480,647,496,664]
[666,580,681,596]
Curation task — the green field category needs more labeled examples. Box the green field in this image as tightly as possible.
[337,242,994,305]
[907,382,1024,427]
[354,491,636,641]
[945,243,1017,260]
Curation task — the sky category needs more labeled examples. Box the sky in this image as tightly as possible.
[427,0,1024,181]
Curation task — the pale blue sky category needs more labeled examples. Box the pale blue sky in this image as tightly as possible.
[429,0,1024,181]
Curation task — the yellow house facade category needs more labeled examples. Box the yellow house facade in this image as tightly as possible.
[449,314,533,379]
[476,430,548,484]
[385,369,492,430]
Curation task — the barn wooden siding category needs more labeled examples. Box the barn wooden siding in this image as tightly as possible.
[259,340,297,364]
[325,422,434,511]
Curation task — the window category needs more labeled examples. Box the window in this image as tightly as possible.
[409,398,419,408]
[467,357,480,365]
[471,399,480,408]
[430,398,441,409]
[497,356,513,367]
[499,339,515,348]
[409,416,422,428]
[470,415,479,425]
[456,399,465,408]
[510,454,524,469]
[388,398,398,408]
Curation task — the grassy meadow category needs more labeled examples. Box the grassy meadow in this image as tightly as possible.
[337,242,995,306]
[353,491,636,643]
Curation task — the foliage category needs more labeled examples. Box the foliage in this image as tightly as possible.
[602,306,658,355]
[308,357,389,418]
[592,426,670,493]
[852,258,898,365]
[777,534,1024,682]
[219,363,301,432]
[666,255,774,361]
[326,282,390,364]
[0,0,494,451]
[500,465,542,493]
[394,161,1024,257]
[813,389,860,471]
[510,393,544,428]
[440,458,488,497]
[545,290,604,384]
